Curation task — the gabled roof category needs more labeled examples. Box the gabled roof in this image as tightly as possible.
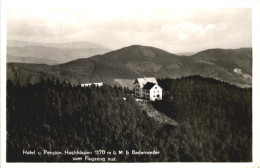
[133,77,158,85]
[143,82,156,90]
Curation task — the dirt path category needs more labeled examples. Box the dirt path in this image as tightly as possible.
[137,100,178,126]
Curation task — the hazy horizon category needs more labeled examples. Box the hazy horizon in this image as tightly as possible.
[7,0,252,53]
[7,39,252,55]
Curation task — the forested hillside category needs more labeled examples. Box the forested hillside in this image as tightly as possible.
[7,46,252,87]
[154,76,252,161]
[7,76,252,162]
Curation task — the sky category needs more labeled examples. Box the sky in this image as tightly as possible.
[6,0,252,53]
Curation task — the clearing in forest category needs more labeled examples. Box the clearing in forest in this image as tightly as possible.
[137,100,178,126]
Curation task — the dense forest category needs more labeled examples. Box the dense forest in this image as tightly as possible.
[6,76,252,162]
[155,76,252,161]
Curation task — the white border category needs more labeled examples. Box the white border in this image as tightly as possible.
[1,0,7,166]
[1,0,260,168]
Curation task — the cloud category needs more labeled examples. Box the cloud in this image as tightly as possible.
[6,6,252,53]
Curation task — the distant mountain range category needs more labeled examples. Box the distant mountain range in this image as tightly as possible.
[7,55,59,65]
[7,40,107,49]
[7,40,111,64]
[7,45,252,87]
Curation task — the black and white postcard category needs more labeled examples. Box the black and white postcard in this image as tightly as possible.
[1,0,260,167]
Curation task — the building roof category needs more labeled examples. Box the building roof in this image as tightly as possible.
[143,82,156,90]
[134,77,158,85]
